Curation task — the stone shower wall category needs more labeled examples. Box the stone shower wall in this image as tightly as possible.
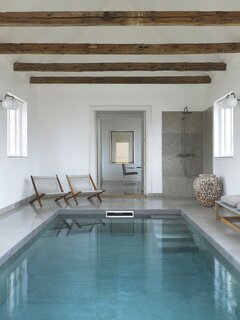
[162,112,204,198]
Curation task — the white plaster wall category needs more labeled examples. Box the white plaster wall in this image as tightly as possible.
[100,114,142,181]
[32,84,209,194]
[210,57,240,195]
[0,58,38,209]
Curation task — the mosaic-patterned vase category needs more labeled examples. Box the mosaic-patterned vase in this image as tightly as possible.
[193,174,222,207]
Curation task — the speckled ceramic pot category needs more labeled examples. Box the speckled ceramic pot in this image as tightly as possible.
[193,174,222,207]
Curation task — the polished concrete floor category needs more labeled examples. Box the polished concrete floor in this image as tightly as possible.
[0,197,240,272]
[101,180,143,195]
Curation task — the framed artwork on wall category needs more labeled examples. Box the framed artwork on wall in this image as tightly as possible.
[110,131,134,164]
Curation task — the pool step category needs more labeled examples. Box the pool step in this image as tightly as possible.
[156,240,198,252]
[154,220,187,226]
[151,214,182,219]
[153,222,189,231]
[156,225,189,232]
[156,234,197,253]
[152,218,197,252]
[154,232,193,240]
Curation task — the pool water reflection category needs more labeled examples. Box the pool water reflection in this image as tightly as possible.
[0,215,239,320]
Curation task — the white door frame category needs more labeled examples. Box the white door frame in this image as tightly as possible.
[89,105,152,195]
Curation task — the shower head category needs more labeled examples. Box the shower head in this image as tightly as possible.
[183,106,192,114]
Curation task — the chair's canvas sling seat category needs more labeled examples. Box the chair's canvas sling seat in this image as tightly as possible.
[29,175,71,207]
[66,174,105,205]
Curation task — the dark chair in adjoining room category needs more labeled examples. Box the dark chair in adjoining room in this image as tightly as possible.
[121,163,138,177]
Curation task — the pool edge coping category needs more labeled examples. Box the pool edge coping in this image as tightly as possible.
[181,210,240,272]
[0,213,58,267]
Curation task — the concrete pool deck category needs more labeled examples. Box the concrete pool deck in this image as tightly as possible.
[0,197,240,270]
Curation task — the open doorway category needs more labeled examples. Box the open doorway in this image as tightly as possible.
[96,111,145,196]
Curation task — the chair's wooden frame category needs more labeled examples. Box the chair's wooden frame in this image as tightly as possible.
[29,175,71,207]
[66,174,105,205]
[215,200,240,233]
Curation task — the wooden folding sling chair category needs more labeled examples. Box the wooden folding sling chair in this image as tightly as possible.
[29,175,71,207]
[66,174,105,205]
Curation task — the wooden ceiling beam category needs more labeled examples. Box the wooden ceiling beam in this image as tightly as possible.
[30,76,211,84]
[2,43,240,55]
[1,11,240,26]
[14,62,226,72]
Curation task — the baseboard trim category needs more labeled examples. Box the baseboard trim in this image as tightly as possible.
[0,195,35,216]
[102,194,146,199]
[102,193,162,199]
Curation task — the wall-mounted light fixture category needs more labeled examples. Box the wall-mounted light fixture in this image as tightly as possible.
[223,92,240,109]
[0,94,19,110]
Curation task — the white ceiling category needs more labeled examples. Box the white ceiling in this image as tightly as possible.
[1,0,240,11]
[0,0,240,80]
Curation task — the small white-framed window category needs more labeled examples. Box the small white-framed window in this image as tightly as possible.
[7,93,27,157]
[214,92,234,158]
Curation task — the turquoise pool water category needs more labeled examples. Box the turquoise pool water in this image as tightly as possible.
[0,214,240,320]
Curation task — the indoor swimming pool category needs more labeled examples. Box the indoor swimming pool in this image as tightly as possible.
[0,213,239,320]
